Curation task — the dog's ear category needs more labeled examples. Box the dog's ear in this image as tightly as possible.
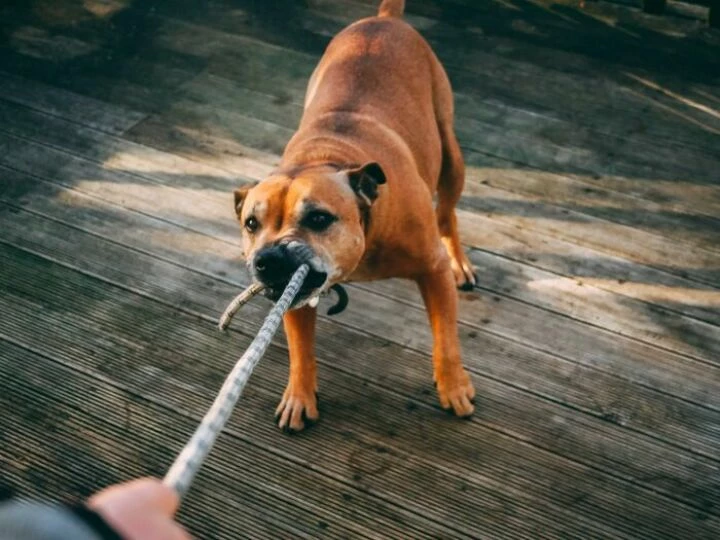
[347,162,386,206]
[233,183,257,218]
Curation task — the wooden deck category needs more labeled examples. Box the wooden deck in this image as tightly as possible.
[1,0,719,538]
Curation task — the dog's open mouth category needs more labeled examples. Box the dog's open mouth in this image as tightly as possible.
[262,268,328,305]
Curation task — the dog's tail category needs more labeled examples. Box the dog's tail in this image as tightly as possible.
[378,0,405,18]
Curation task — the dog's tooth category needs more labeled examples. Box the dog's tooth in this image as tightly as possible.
[309,296,320,308]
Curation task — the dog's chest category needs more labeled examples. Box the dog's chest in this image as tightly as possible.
[348,243,424,282]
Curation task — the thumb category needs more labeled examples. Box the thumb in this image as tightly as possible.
[88,477,180,517]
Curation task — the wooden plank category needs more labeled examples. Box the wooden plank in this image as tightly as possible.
[2,0,716,404]
[549,170,720,222]
[129,94,720,236]
[368,251,720,370]
[175,72,720,237]
[451,206,720,326]
[146,2,720,160]
[143,7,720,217]
[3,165,720,476]
[452,109,719,188]
[2,93,714,358]
[1,3,718,537]
[149,0,719,121]
[347,0,720,92]
[180,64,719,224]
[2,196,719,504]
[450,89,720,170]
[179,73,304,131]
[470,244,720,337]
[115,68,720,283]
[4,93,718,295]
[350,0,712,30]
[1,244,718,537]
[0,71,146,135]
[462,155,720,251]
[147,14,720,186]
[0,97,274,190]
[2,127,720,380]
[0,250,637,540]
[124,95,720,291]
[453,112,719,195]
[0,16,204,114]
[172,77,720,276]
[1,121,719,385]
[136,12,720,227]
[5,4,717,226]
[136,97,295,156]
[456,180,720,289]
[0,399,318,539]
[23,86,716,321]
[310,1,720,140]
[0,345,438,540]
[4,0,718,195]
[118,110,281,173]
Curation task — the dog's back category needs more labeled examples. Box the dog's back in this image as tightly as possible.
[295,1,452,188]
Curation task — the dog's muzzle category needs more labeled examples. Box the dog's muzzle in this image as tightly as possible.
[252,240,328,305]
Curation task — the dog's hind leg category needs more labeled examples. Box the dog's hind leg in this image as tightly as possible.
[434,118,476,289]
[436,126,475,291]
[431,59,476,291]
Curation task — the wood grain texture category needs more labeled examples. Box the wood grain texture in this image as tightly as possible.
[1,244,719,538]
[0,0,719,538]
[1,170,719,510]
[1,143,718,409]
[1,108,718,368]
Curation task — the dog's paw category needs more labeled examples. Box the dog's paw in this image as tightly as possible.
[436,369,476,418]
[451,255,477,291]
[275,387,319,433]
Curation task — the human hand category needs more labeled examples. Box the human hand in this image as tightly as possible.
[87,478,190,540]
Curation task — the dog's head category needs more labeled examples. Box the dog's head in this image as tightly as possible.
[233,162,385,307]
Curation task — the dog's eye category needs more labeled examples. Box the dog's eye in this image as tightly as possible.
[302,210,337,232]
[244,216,259,233]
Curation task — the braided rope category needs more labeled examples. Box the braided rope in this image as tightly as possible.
[218,281,265,331]
[163,264,309,498]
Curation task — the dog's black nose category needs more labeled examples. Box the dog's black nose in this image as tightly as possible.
[254,245,296,285]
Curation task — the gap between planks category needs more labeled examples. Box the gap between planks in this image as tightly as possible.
[0,121,718,372]
[1,245,718,536]
[1,198,720,494]
[2,157,719,415]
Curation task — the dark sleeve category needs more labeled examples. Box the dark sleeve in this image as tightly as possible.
[0,501,123,540]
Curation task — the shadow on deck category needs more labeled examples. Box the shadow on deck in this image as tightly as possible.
[0,1,719,538]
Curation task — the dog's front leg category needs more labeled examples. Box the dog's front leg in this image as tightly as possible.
[416,258,476,417]
[276,305,319,432]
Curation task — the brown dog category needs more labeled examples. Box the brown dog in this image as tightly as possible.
[234,0,476,432]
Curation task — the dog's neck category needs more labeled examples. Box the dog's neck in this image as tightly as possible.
[281,134,366,170]
[272,160,343,179]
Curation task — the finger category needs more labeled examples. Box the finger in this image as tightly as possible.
[89,478,179,517]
